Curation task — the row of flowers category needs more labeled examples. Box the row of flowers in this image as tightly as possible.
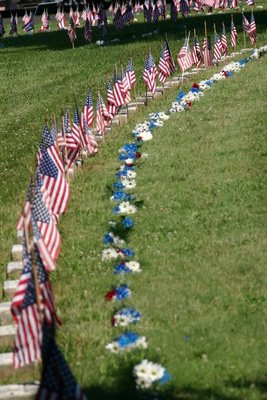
[100,44,267,391]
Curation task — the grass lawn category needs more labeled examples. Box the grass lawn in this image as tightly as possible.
[0,5,267,399]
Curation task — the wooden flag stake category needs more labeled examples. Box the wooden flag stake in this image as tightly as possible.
[204,20,207,38]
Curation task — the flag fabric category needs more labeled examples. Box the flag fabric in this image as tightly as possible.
[64,109,79,168]
[84,88,94,127]
[10,14,18,35]
[123,2,133,23]
[55,9,66,30]
[36,323,87,400]
[221,22,227,55]
[192,35,202,67]
[153,2,161,22]
[177,36,193,72]
[12,244,59,368]
[126,59,137,88]
[246,0,254,5]
[80,115,98,156]
[39,126,70,216]
[84,17,92,41]
[242,13,251,33]
[107,80,117,117]
[231,19,237,48]
[144,0,153,23]
[231,0,238,8]
[120,66,131,104]
[165,40,176,74]
[71,106,82,147]
[213,31,222,62]
[203,35,212,67]
[113,8,125,30]
[202,0,214,5]
[170,0,178,21]
[113,70,125,106]
[96,92,111,135]
[158,44,170,83]
[40,10,49,31]
[180,0,190,16]
[67,17,77,43]
[143,52,158,94]
[249,12,256,45]
[193,1,200,12]
[23,15,34,32]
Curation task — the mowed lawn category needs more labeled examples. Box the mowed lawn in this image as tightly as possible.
[0,6,267,400]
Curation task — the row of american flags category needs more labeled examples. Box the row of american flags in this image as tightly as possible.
[0,0,255,37]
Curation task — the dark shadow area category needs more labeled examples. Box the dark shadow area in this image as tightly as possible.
[0,10,266,52]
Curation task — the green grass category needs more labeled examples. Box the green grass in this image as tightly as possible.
[0,7,267,399]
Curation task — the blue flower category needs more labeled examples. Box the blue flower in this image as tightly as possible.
[121,247,135,257]
[159,369,171,385]
[190,87,199,93]
[117,332,139,348]
[113,191,127,201]
[114,263,131,274]
[115,284,130,301]
[122,217,134,228]
[123,143,137,152]
[149,121,157,129]
[112,206,120,214]
[103,233,114,244]
[114,181,124,189]
[176,90,186,101]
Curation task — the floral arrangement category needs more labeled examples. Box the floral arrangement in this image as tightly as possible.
[133,359,171,389]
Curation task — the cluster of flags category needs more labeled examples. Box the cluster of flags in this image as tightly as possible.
[242,11,257,45]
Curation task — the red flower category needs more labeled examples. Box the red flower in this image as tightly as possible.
[222,70,228,78]
[111,317,116,326]
[136,152,142,158]
[105,289,116,301]
[192,82,199,89]
[137,136,143,141]
[186,101,192,108]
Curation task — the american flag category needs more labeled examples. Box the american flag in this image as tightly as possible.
[107,80,117,117]
[203,35,212,67]
[177,36,193,72]
[246,0,254,5]
[144,0,153,23]
[37,323,87,400]
[123,2,133,23]
[72,106,83,147]
[193,1,200,12]
[67,17,77,43]
[158,44,170,83]
[213,31,222,62]
[192,35,202,67]
[30,169,61,271]
[39,126,70,216]
[180,0,190,16]
[10,13,18,35]
[249,12,256,45]
[80,115,98,156]
[40,10,49,31]
[221,22,227,55]
[170,0,178,21]
[12,244,59,368]
[113,69,125,107]
[230,19,237,49]
[23,15,34,32]
[120,66,131,104]
[55,10,66,30]
[84,88,94,127]
[81,7,88,21]
[231,0,238,8]
[126,59,137,88]
[153,3,161,22]
[202,0,215,6]
[64,109,79,169]
[165,40,176,74]
[143,52,158,94]
[113,8,125,30]
[74,9,80,27]
[84,17,92,41]
[242,13,251,33]
[96,92,111,135]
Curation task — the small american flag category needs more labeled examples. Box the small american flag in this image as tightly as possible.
[143,51,158,94]
[23,15,34,32]
[37,323,87,400]
[10,13,18,35]
[64,108,79,169]
[213,31,222,62]
[72,106,82,147]
[180,0,190,16]
[40,10,49,31]
[84,88,94,127]
[80,115,98,156]
[230,19,237,49]
[249,13,256,45]
[113,8,125,30]
[12,244,59,368]
[170,0,178,22]
[114,70,125,107]
[123,2,133,23]
[221,22,227,56]
[165,39,176,74]
[177,36,193,72]
[192,35,202,67]
[231,0,238,8]
[107,80,117,117]
[144,0,153,23]
[246,0,254,5]
[193,1,200,12]
[153,3,161,22]
[120,66,131,104]
[158,44,170,83]
[67,17,77,43]
[39,126,70,216]
[96,92,111,135]
[126,59,137,88]
[203,35,212,67]
[242,13,251,33]
[84,17,92,41]
[202,0,215,6]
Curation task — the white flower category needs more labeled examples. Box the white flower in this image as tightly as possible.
[135,336,148,349]
[105,342,119,353]
[101,248,119,261]
[117,201,137,215]
[113,314,130,327]
[126,170,136,179]
[125,261,141,272]
[136,377,153,389]
[158,112,170,120]
[138,130,153,142]
[124,180,136,189]
[125,158,135,165]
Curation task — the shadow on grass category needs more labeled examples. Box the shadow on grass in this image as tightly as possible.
[0,10,267,52]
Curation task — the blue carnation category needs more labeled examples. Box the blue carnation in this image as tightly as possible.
[190,87,199,93]
[122,217,134,228]
[113,191,127,201]
[112,206,120,214]
[115,284,130,301]
[176,90,186,101]
[121,247,135,257]
[159,369,171,385]
[117,332,139,348]
[103,233,114,244]
[114,181,124,189]
[114,263,131,274]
